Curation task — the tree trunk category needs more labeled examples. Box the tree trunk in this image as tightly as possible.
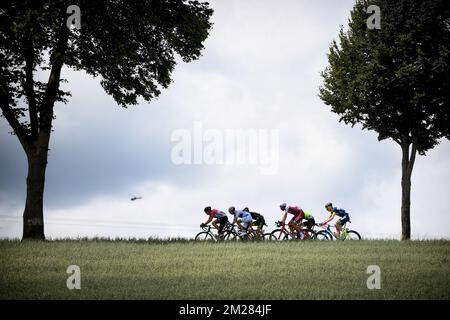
[2,16,68,240]
[400,141,417,240]
[22,134,50,240]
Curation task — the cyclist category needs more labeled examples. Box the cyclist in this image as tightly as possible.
[201,206,228,238]
[279,203,308,238]
[243,207,266,237]
[319,202,350,239]
[228,206,253,237]
[302,211,316,231]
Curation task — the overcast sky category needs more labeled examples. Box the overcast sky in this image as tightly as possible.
[1,0,449,239]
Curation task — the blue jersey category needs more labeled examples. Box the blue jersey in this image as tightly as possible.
[235,210,252,221]
[333,207,349,218]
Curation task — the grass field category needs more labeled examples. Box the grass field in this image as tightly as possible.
[0,239,449,299]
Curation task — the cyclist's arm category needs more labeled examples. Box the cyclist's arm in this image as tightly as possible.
[203,213,214,225]
[202,218,212,225]
[211,219,219,229]
[280,211,287,224]
[321,213,335,225]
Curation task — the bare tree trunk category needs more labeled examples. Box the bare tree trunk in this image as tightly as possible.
[400,140,417,240]
[400,149,411,240]
[22,134,51,240]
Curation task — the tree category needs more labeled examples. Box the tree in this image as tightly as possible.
[0,0,213,240]
[319,0,450,240]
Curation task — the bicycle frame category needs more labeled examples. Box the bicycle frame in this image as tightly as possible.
[272,221,313,240]
[197,222,272,241]
[200,225,220,240]
[197,222,236,240]
[320,224,350,240]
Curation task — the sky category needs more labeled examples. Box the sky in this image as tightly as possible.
[1,0,449,239]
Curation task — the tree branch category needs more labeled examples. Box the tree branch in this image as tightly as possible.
[39,20,69,132]
[24,38,39,140]
[0,95,30,153]
[409,136,418,174]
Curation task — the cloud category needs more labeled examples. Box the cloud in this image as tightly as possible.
[0,0,449,239]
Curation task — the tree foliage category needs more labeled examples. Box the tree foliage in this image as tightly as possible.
[319,0,450,154]
[0,0,213,148]
[0,0,213,240]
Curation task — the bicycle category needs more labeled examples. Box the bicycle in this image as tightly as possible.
[316,222,361,240]
[195,222,236,241]
[224,223,272,241]
[247,224,273,241]
[270,221,317,241]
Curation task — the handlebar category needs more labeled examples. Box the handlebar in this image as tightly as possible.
[200,225,211,231]
[275,221,285,227]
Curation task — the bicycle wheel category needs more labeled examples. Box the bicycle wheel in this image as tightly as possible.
[262,233,273,241]
[316,230,331,240]
[195,232,214,241]
[244,230,256,241]
[345,230,361,240]
[224,231,239,241]
[270,229,289,241]
[302,229,317,240]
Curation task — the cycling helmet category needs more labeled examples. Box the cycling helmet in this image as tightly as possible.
[325,202,333,208]
[228,206,235,214]
[280,203,287,210]
[204,206,211,214]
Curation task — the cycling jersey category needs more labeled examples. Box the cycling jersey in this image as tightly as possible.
[209,209,226,220]
[250,211,266,228]
[332,207,350,225]
[235,210,253,221]
[304,211,313,220]
[234,209,253,230]
[285,206,304,220]
[333,207,349,218]
[286,206,303,216]
[250,211,263,220]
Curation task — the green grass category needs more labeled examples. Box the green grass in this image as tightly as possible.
[0,240,449,299]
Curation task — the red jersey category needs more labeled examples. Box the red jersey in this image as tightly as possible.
[209,209,226,220]
[287,206,304,219]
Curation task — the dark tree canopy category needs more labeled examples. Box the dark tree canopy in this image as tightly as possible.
[0,0,213,239]
[319,0,450,240]
[0,0,213,141]
[320,0,450,155]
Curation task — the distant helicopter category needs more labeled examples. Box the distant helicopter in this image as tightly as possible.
[130,196,142,201]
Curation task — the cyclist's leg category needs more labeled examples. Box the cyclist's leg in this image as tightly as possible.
[340,216,350,238]
[306,218,315,230]
[254,218,263,237]
[238,220,247,237]
[236,219,243,231]
[218,216,228,237]
[304,218,316,239]
[294,215,304,235]
[288,216,300,234]
[335,219,343,238]
[243,218,253,238]
[257,218,265,237]
[247,220,253,233]
[211,219,220,233]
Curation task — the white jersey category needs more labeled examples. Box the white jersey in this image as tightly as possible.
[234,210,252,222]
